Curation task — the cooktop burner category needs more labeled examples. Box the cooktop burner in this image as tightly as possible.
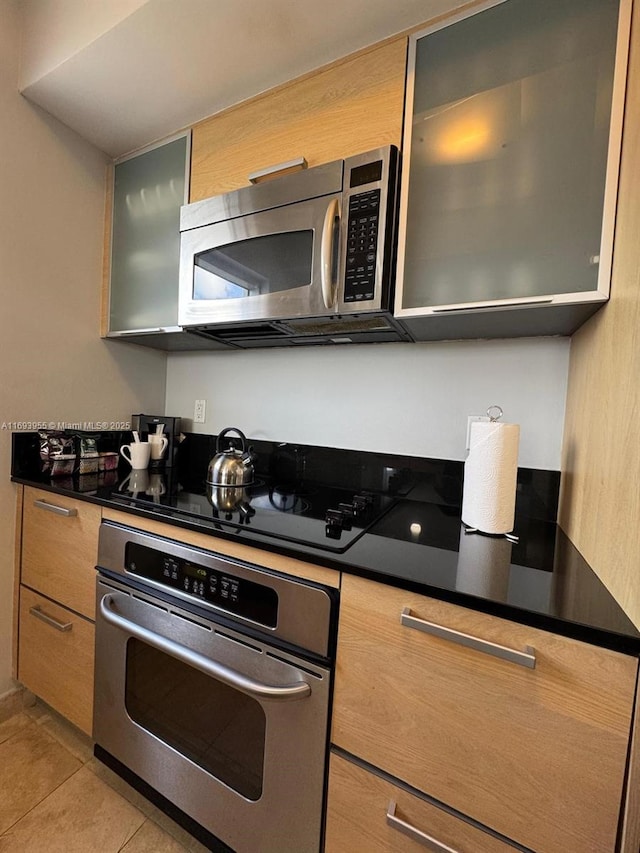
[108,476,395,553]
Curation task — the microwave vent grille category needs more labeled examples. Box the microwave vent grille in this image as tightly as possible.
[284,316,391,336]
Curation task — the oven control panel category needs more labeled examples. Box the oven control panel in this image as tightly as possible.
[125,542,278,627]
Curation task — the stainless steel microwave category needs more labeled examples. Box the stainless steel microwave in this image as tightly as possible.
[178,146,411,347]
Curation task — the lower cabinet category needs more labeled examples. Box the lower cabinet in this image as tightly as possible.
[331,574,639,853]
[16,487,99,736]
[18,586,95,734]
[325,752,517,853]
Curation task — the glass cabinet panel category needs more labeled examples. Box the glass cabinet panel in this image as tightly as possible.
[109,134,190,332]
[397,0,626,314]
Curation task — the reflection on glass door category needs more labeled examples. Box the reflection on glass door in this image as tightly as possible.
[125,638,266,800]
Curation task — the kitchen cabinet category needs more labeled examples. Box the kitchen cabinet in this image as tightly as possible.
[102,132,206,350]
[325,753,517,853]
[394,0,633,341]
[16,486,100,734]
[330,573,638,853]
[189,38,407,201]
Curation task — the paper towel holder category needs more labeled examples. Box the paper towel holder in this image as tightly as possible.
[463,403,520,543]
[464,525,519,544]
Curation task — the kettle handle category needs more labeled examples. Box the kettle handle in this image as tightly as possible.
[216,427,247,454]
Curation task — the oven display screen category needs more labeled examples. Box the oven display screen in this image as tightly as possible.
[124,542,278,627]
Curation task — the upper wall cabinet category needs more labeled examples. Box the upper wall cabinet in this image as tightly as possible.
[189,39,407,201]
[394,0,632,341]
[103,132,216,350]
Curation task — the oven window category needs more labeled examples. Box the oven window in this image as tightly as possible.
[193,231,313,300]
[125,638,266,800]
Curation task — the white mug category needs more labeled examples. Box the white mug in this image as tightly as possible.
[120,441,151,470]
[149,434,169,461]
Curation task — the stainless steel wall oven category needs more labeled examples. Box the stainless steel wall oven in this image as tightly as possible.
[94,521,338,853]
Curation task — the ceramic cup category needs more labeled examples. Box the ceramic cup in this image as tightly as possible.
[149,434,169,461]
[120,441,151,470]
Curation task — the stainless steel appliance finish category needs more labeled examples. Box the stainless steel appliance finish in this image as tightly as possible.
[178,146,410,347]
[94,521,335,853]
[206,427,255,488]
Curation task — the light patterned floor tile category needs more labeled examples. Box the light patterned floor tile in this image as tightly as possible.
[28,702,94,765]
[0,765,145,853]
[120,819,190,852]
[86,758,210,852]
[0,722,81,835]
[0,713,29,746]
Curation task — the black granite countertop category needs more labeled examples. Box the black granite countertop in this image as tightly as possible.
[11,430,640,656]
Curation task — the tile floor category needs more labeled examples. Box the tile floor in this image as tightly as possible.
[0,699,210,852]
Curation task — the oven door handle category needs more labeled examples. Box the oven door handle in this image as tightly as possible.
[99,594,312,701]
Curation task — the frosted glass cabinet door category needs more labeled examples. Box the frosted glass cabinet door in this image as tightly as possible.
[108,133,190,334]
[395,0,631,335]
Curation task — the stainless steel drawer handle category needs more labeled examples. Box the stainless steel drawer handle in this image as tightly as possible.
[386,800,460,852]
[401,607,536,669]
[33,499,78,517]
[29,605,73,632]
[100,594,312,701]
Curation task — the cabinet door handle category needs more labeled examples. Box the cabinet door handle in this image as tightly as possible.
[386,800,460,852]
[401,607,536,669]
[431,297,553,313]
[248,156,307,183]
[29,605,73,632]
[33,499,78,517]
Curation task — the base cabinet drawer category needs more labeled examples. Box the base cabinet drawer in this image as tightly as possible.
[21,486,100,618]
[18,586,95,735]
[325,753,516,853]
[332,574,638,853]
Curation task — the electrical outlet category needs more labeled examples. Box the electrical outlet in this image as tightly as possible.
[466,415,490,450]
[194,399,206,424]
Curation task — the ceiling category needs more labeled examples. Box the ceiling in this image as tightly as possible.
[17,0,461,159]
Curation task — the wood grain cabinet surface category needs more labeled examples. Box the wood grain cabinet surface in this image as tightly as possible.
[17,486,101,736]
[18,586,95,735]
[325,752,518,853]
[21,486,101,619]
[331,573,638,853]
[190,38,407,201]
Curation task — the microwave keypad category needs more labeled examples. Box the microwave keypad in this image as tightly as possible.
[344,189,380,302]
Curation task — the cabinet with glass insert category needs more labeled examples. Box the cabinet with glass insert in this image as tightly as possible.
[394,0,632,341]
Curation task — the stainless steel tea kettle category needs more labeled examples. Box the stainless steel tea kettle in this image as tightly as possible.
[207,427,254,488]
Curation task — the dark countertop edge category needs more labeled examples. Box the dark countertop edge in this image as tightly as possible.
[13,476,640,658]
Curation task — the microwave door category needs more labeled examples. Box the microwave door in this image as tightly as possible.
[179,194,341,327]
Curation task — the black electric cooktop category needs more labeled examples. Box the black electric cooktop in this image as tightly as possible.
[108,477,396,553]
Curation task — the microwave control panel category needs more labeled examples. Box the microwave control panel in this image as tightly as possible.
[344,188,381,302]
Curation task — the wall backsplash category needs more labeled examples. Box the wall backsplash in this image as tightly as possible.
[165,336,570,471]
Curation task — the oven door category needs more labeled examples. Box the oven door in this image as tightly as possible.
[93,577,331,853]
[178,192,342,327]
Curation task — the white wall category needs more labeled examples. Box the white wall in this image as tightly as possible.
[165,336,570,470]
[18,0,148,88]
[0,0,167,699]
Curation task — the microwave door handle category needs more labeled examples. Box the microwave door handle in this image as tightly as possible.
[321,198,340,309]
[99,594,311,702]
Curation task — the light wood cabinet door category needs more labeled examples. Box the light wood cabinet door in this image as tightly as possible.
[332,574,638,853]
[325,753,517,853]
[190,38,407,201]
[18,586,95,735]
[21,487,101,619]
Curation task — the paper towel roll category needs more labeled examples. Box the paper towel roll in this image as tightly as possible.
[461,420,520,534]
